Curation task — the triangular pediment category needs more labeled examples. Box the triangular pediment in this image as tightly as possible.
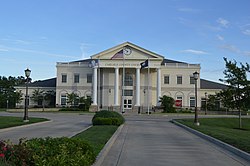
[91,42,164,61]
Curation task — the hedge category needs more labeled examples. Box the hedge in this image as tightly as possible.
[1,137,95,166]
[92,110,125,126]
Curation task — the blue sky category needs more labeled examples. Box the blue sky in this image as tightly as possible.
[0,0,250,82]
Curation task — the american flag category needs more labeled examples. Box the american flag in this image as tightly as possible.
[111,50,124,59]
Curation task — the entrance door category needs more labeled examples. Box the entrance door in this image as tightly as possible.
[124,99,132,109]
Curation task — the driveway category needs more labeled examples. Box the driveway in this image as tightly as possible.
[100,114,249,166]
[0,112,93,143]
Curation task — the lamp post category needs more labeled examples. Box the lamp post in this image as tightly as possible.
[205,92,208,115]
[23,68,31,122]
[193,71,199,126]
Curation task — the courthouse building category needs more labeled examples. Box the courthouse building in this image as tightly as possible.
[55,42,227,112]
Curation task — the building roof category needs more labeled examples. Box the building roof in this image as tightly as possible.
[28,78,56,87]
[200,79,228,89]
[161,59,187,65]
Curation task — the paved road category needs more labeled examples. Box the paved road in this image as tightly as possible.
[101,114,250,166]
[0,112,93,143]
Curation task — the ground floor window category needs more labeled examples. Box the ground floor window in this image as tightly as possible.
[61,95,67,106]
[189,96,195,107]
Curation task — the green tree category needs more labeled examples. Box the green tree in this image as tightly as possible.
[206,94,221,111]
[66,92,78,106]
[159,95,176,113]
[44,90,56,107]
[31,89,45,106]
[219,57,250,128]
[0,76,26,108]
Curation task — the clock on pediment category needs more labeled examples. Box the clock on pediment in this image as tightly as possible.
[123,47,132,55]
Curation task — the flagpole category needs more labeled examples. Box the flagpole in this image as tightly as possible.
[122,48,125,113]
[147,58,150,115]
[98,59,100,112]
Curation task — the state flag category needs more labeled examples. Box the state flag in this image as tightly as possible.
[140,59,149,69]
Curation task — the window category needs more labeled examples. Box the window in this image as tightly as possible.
[190,96,195,107]
[61,95,67,106]
[177,76,182,84]
[124,90,133,96]
[87,74,92,83]
[62,74,67,83]
[74,74,80,83]
[164,75,169,84]
[125,74,133,86]
[190,76,195,84]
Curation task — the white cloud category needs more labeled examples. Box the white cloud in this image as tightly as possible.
[220,44,240,54]
[242,29,250,36]
[217,35,224,41]
[217,18,229,28]
[1,45,79,59]
[177,7,200,13]
[243,51,250,56]
[0,48,8,52]
[181,49,209,55]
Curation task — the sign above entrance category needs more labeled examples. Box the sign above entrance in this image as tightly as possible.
[97,60,161,68]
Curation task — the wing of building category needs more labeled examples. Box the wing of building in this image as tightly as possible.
[15,42,227,111]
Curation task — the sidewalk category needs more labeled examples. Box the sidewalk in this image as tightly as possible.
[97,115,250,166]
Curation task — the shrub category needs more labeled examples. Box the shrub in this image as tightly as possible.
[159,95,176,113]
[25,137,95,166]
[92,110,125,126]
[1,137,95,166]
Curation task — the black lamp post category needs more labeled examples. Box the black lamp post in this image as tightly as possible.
[23,68,31,122]
[205,92,208,115]
[193,71,199,126]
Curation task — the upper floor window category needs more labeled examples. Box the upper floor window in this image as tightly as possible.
[164,75,169,84]
[87,74,92,83]
[74,74,80,83]
[62,74,67,83]
[177,76,182,84]
[190,76,195,84]
[125,74,133,86]
[124,90,133,96]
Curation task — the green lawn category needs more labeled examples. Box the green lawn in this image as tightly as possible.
[176,118,250,153]
[0,116,49,129]
[73,125,118,156]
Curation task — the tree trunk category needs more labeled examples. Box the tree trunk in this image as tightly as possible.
[239,108,242,129]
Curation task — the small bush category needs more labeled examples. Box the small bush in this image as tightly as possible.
[0,137,95,166]
[92,110,125,126]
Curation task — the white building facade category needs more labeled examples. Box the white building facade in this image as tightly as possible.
[55,42,214,112]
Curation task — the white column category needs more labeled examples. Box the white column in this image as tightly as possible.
[92,67,98,105]
[135,67,140,106]
[114,67,119,106]
[157,68,161,105]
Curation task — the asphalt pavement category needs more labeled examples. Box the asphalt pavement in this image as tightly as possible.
[0,112,93,143]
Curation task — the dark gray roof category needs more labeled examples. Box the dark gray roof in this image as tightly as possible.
[161,59,187,65]
[29,78,56,87]
[200,79,227,89]
[70,59,92,63]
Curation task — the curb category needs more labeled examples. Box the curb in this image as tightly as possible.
[93,124,124,166]
[171,120,250,162]
[0,120,52,133]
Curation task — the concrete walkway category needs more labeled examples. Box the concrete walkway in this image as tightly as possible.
[0,112,93,143]
[100,115,250,166]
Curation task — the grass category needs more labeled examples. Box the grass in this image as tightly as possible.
[0,116,49,129]
[176,118,250,153]
[73,125,118,156]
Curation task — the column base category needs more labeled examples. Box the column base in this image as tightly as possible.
[89,105,98,112]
